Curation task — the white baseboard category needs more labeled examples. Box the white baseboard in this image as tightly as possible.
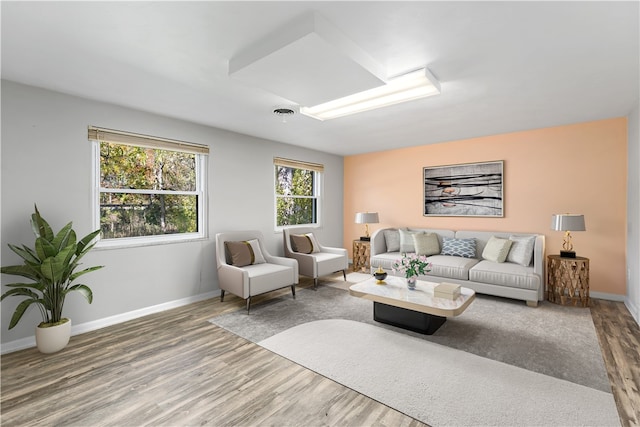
[1,290,220,354]
[625,297,640,326]
[590,291,626,302]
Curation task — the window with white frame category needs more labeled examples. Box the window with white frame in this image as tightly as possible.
[89,127,208,245]
[274,157,323,228]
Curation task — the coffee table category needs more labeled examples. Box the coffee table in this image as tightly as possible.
[349,275,476,334]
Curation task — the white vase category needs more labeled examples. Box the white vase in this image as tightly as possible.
[36,318,71,354]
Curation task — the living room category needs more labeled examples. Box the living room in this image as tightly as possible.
[1,2,639,426]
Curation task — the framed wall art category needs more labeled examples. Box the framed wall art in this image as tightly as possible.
[423,160,504,217]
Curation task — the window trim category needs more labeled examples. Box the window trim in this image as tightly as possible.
[89,127,208,248]
[273,157,324,231]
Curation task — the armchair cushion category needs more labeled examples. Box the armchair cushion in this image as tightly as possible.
[225,239,266,267]
[290,233,321,254]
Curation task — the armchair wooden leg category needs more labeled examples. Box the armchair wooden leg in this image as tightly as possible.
[246,297,251,314]
[291,285,296,299]
[342,269,347,281]
[314,278,318,290]
[220,290,225,302]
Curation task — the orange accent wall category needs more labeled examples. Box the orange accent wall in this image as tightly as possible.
[344,118,628,296]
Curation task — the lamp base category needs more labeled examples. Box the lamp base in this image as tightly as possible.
[560,250,576,258]
[360,236,371,241]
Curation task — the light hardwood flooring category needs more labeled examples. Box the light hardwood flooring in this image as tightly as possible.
[1,277,639,426]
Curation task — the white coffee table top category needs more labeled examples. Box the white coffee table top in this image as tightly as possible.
[349,275,476,317]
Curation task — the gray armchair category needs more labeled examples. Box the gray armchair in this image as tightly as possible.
[216,230,298,313]
[283,227,348,290]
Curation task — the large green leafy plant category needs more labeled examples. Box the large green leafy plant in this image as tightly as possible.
[1,205,104,329]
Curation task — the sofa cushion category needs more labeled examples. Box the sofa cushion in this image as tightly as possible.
[413,232,440,256]
[482,236,513,263]
[371,252,403,271]
[244,263,295,296]
[426,255,479,280]
[291,233,320,254]
[384,229,400,252]
[507,235,536,266]
[225,239,266,267]
[441,237,476,258]
[470,260,540,291]
[399,229,418,253]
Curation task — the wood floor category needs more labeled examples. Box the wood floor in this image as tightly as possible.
[1,277,639,426]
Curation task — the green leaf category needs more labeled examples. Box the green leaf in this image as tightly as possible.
[8,299,41,329]
[1,265,40,281]
[31,205,54,241]
[3,282,45,292]
[66,284,93,304]
[1,287,40,301]
[35,237,57,260]
[7,244,40,264]
[69,265,104,282]
[52,222,76,251]
[41,257,63,283]
[76,229,100,256]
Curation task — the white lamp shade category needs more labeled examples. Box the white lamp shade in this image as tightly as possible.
[355,212,379,224]
[551,214,586,231]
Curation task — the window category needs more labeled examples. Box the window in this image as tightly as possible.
[89,127,208,246]
[274,157,323,228]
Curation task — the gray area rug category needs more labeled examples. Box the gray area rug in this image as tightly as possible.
[210,276,611,393]
[260,319,620,427]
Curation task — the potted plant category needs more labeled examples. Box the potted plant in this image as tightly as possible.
[1,205,103,353]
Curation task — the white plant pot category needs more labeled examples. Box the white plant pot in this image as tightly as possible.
[36,318,71,354]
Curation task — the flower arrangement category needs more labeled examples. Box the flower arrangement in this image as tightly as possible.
[392,253,431,279]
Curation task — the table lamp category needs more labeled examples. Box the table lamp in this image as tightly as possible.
[355,212,379,241]
[551,214,586,258]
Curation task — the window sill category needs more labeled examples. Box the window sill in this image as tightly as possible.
[95,234,208,250]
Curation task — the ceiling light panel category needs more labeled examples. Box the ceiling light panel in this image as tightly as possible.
[300,68,441,121]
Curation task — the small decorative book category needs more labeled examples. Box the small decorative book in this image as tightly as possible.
[434,282,461,299]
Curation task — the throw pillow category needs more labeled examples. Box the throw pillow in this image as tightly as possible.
[290,233,321,254]
[507,235,536,266]
[441,237,477,258]
[399,229,418,253]
[383,229,401,252]
[482,236,513,263]
[225,239,266,267]
[413,232,440,256]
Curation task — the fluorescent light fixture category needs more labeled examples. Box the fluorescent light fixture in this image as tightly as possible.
[299,68,440,121]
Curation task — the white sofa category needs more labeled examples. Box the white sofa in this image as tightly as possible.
[370,228,545,306]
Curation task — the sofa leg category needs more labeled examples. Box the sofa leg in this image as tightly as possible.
[526,300,538,307]
[314,278,318,290]
[220,290,225,302]
[246,297,251,314]
[291,285,296,299]
[342,269,347,281]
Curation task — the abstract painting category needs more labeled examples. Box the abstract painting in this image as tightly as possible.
[423,161,504,217]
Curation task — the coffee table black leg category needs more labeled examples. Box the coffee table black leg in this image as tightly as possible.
[373,302,446,335]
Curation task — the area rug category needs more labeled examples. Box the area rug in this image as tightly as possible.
[259,319,620,426]
[210,276,611,393]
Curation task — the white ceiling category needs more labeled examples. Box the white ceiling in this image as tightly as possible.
[2,1,638,156]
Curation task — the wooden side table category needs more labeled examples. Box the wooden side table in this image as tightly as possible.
[546,255,590,307]
[353,240,371,273]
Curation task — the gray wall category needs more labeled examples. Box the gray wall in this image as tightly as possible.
[1,80,344,345]
[627,104,640,324]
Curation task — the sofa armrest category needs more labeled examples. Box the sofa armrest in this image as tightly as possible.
[263,254,299,283]
[370,228,388,256]
[217,263,249,298]
[318,246,348,257]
